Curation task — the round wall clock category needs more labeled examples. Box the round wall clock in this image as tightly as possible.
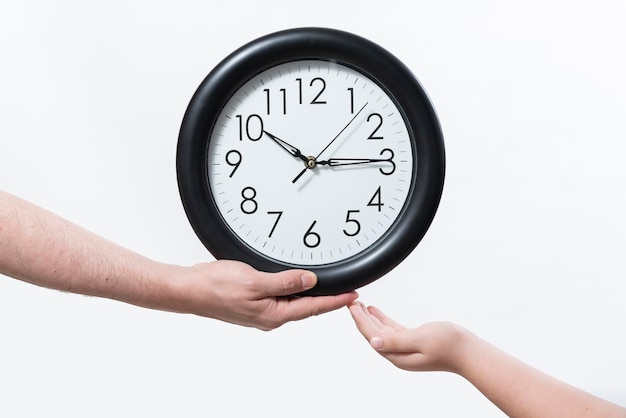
[177,27,445,296]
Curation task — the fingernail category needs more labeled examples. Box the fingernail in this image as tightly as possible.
[370,337,384,350]
[301,272,316,288]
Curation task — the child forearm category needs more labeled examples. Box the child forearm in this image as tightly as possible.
[455,330,626,418]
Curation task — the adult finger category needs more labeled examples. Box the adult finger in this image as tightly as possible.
[256,269,319,297]
[279,292,359,322]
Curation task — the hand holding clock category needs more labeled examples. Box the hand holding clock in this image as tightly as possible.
[188,260,357,330]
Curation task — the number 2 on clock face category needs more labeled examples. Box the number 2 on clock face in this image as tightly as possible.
[207,59,415,266]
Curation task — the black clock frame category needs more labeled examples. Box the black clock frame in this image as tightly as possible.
[177,27,445,296]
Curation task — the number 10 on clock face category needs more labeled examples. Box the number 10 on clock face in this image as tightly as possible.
[207,59,415,266]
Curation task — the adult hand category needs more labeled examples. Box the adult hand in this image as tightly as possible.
[174,260,358,330]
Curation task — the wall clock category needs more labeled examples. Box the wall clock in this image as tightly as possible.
[177,27,445,296]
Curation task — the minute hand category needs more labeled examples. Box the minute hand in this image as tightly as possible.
[317,157,391,167]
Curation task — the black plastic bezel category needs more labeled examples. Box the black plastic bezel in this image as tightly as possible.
[177,27,445,295]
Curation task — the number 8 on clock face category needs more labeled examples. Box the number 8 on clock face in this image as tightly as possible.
[177,28,445,295]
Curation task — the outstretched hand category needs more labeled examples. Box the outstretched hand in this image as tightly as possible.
[347,301,466,372]
[348,300,626,418]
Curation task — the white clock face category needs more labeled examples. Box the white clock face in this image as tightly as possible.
[207,59,415,266]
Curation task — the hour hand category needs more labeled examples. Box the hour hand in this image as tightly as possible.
[263,130,308,162]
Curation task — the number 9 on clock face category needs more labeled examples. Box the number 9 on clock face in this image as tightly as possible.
[177,28,445,295]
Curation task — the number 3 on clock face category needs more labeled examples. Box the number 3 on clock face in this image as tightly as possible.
[177,28,446,295]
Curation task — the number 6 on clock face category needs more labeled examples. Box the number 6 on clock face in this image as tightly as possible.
[177,28,445,295]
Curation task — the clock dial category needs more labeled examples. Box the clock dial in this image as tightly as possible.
[206,59,414,266]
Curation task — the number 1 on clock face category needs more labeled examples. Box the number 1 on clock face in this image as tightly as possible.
[207,59,415,266]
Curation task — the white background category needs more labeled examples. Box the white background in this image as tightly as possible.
[1,1,625,416]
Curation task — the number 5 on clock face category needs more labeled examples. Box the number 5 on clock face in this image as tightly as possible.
[177,28,445,295]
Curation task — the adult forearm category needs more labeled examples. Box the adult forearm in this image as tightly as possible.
[455,330,626,418]
[0,191,179,309]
